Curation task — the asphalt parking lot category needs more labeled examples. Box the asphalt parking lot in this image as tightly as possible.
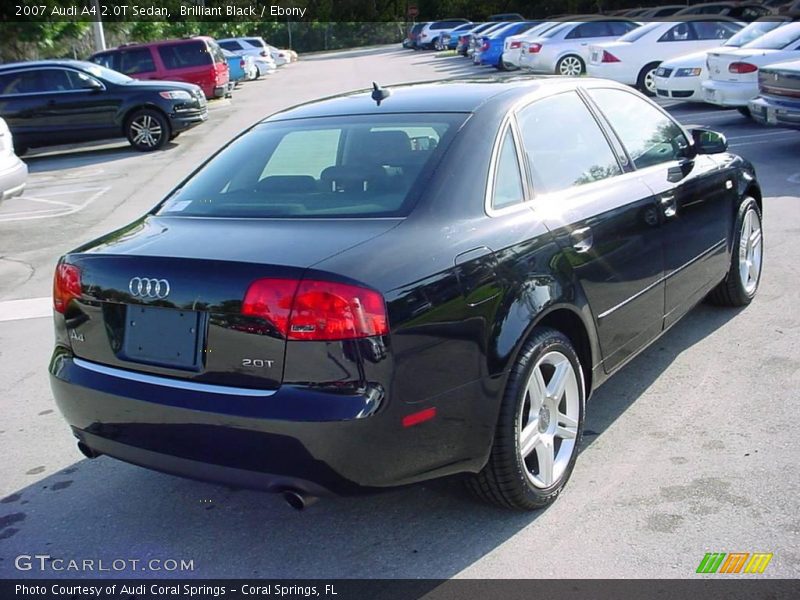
[0,46,798,579]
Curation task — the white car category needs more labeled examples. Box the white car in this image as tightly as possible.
[0,117,27,202]
[417,19,471,50]
[587,18,743,96]
[703,21,800,110]
[653,18,790,101]
[218,37,281,74]
[502,22,562,69]
[518,19,640,76]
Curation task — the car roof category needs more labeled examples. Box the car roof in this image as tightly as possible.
[261,78,625,122]
[0,59,97,72]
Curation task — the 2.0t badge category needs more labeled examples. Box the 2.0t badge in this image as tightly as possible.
[129,277,170,299]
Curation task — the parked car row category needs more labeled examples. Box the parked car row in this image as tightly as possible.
[0,34,298,160]
[404,5,800,131]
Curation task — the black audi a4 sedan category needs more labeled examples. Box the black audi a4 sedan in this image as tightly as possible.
[0,60,208,154]
[49,78,763,510]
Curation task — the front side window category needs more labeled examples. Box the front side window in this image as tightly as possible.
[157,114,465,219]
[491,128,525,209]
[516,92,621,195]
[0,69,74,94]
[659,23,697,42]
[588,88,688,170]
[158,41,212,70]
[691,21,741,41]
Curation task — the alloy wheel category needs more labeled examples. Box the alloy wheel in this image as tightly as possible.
[738,207,763,295]
[559,56,583,76]
[518,350,580,488]
[644,69,657,94]
[130,114,163,148]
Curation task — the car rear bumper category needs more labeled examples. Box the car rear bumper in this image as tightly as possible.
[0,155,27,200]
[49,351,493,495]
[702,80,755,107]
[749,95,800,129]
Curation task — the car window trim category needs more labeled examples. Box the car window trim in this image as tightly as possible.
[484,115,533,217]
[0,67,107,97]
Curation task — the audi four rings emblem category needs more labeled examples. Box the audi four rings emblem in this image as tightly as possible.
[129,277,170,299]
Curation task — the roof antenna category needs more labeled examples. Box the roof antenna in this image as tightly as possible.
[371,82,391,106]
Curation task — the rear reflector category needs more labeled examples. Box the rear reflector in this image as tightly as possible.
[602,50,620,63]
[402,407,437,428]
[729,62,758,74]
[528,43,542,53]
[242,278,388,341]
[53,263,81,313]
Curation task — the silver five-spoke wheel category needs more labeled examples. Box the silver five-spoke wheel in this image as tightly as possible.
[738,207,762,295]
[130,114,163,148]
[518,350,580,488]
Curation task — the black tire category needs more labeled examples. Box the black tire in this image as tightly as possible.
[466,327,586,510]
[637,61,661,97]
[125,109,170,152]
[707,197,763,307]
[555,54,585,76]
[737,107,751,119]
[169,132,180,141]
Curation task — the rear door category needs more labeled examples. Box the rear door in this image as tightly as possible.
[516,90,666,372]
[586,86,732,328]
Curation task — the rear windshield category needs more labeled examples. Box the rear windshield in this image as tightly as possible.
[618,22,661,42]
[725,19,785,47]
[156,114,467,219]
[743,22,800,50]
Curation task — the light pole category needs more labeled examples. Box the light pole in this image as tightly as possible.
[90,0,106,52]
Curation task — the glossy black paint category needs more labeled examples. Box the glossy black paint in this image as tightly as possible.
[49,78,760,495]
[0,60,207,151]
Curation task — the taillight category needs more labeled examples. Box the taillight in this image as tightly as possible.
[602,50,620,63]
[260,50,268,57]
[729,62,757,74]
[242,278,388,341]
[528,43,542,53]
[510,40,521,49]
[53,263,81,314]
[481,40,490,51]
[239,59,245,68]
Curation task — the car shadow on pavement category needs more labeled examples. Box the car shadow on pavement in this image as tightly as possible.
[0,302,744,579]
[24,144,176,174]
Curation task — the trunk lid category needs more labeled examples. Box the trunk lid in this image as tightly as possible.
[706,49,772,83]
[63,216,399,389]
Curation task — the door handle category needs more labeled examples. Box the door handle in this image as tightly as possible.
[569,227,593,254]
[659,194,677,218]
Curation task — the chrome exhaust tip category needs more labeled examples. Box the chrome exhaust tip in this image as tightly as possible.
[282,489,318,511]
[77,441,101,459]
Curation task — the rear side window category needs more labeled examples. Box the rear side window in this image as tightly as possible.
[516,92,621,195]
[218,40,244,52]
[608,21,637,36]
[491,128,525,209]
[588,88,689,169]
[157,114,466,219]
[116,48,156,74]
[244,38,266,49]
[158,42,212,70]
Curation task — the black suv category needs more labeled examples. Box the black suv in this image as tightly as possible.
[0,60,208,153]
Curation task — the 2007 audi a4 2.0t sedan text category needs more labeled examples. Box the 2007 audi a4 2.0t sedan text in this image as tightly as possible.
[49,78,763,510]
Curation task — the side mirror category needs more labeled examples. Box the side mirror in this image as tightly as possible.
[83,78,103,92]
[690,128,728,155]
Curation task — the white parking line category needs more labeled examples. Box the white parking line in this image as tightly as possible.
[0,297,51,322]
[0,186,109,223]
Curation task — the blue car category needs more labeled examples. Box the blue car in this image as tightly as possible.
[222,49,251,83]
[479,21,541,69]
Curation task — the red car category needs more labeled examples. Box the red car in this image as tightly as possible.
[90,37,229,99]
